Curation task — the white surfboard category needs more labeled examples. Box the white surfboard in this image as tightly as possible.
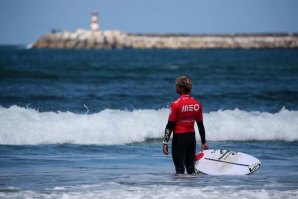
[195,149,261,175]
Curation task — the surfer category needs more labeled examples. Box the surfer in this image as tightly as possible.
[163,75,208,174]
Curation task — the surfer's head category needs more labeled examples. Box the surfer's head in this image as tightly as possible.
[175,75,192,94]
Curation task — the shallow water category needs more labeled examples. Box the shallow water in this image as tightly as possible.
[1,141,298,198]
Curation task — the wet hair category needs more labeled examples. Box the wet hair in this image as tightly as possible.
[175,75,192,93]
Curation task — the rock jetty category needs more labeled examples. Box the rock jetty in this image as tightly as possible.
[32,29,298,49]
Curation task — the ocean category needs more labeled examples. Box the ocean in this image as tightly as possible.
[0,46,298,198]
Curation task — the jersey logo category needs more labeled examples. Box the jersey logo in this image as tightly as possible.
[182,104,200,112]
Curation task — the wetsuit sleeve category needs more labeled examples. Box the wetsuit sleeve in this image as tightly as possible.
[163,102,177,144]
[163,121,175,144]
[197,121,206,144]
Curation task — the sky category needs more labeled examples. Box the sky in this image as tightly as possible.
[0,0,298,45]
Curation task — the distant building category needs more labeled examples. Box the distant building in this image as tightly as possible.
[91,12,100,32]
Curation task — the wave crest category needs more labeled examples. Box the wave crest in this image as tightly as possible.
[0,106,297,145]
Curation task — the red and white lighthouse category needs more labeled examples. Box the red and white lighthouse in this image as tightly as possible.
[91,11,99,32]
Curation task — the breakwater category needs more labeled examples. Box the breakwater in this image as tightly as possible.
[32,29,298,49]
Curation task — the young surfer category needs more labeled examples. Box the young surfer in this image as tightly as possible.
[163,75,208,174]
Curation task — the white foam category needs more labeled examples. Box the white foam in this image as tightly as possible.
[0,106,297,145]
[0,183,297,199]
[205,108,298,142]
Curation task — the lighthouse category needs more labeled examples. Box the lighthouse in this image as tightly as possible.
[91,11,99,32]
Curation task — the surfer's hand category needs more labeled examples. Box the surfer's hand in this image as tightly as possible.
[201,143,208,150]
[163,144,168,155]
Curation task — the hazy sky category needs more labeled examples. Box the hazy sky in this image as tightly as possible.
[0,0,297,44]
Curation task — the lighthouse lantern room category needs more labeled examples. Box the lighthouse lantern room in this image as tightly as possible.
[91,12,99,32]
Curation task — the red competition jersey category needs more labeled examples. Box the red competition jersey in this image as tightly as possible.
[168,94,203,133]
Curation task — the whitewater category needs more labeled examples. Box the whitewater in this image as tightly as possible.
[1,105,297,145]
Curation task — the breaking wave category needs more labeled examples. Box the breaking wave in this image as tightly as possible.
[0,106,297,145]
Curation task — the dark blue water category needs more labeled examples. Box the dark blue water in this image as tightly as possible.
[0,46,298,198]
[1,47,297,113]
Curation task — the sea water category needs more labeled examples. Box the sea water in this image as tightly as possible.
[0,47,298,198]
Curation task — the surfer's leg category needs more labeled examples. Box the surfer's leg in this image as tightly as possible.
[185,133,196,174]
[172,134,185,174]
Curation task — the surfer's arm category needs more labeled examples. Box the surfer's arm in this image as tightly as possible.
[163,121,175,144]
[197,120,206,144]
